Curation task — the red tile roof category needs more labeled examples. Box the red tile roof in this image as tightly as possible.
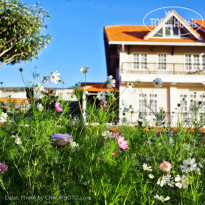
[193,20,205,31]
[104,25,205,43]
[104,10,205,43]
[80,82,119,92]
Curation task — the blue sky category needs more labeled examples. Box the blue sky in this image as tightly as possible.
[0,0,205,88]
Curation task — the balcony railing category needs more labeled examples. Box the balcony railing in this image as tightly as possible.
[121,62,205,75]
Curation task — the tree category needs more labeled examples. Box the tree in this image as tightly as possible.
[0,0,51,66]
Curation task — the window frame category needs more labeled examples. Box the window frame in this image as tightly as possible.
[132,52,148,70]
[184,53,204,72]
[156,53,168,70]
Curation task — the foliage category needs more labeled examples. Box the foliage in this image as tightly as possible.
[0,74,204,204]
[0,0,51,66]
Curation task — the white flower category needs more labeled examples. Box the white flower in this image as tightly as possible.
[106,90,114,97]
[49,71,60,84]
[180,158,197,173]
[97,91,106,100]
[153,78,163,88]
[37,103,43,112]
[102,131,114,139]
[107,75,116,89]
[0,112,8,122]
[143,163,152,172]
[80,67,89,74]
[148,174,154,179]
[154,195,170,201]
[33,83,45,99]
[198,162,203,168]
[169,137,174,146]
[127,82,134,88]
[70,141,79,148]
[175,175,189,189]
[136,79,141,83]
[15,137,22,145]
[24,100,30,111]
[157,174,172,187]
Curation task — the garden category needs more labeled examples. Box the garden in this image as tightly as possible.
[0,68,205,205]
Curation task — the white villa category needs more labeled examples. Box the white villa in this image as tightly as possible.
[104,10,205,126]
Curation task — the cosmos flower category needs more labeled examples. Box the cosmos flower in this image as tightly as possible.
[159,161,172,173]
[37,103,43,112]
[15,137,22,145]
[143,163,152,172]
[107,75,116,89]
[117,136,128,150]
[0,112,8,122]
[51,133,71,147]
[97,91,106,100]
[80,67,89,74]
[153,78,163,88]
[175,175,189,189]
[180,158,197,173]
[0,163,8,174]
[55,102,63,112]
[49,71,60,84]
[154,195,170,202]
[148,174,155,179]
[157,174,173,187]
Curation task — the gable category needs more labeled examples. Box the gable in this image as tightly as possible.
[144,10,202,40]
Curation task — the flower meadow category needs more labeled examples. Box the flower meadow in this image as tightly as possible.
[0,69,205,204]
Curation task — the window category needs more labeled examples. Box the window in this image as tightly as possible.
[158,54,167,70]
[180,94,188,121]
[153,17,192,38]
[185,54,202,71]
[133,53,147,70]
[178,93,205,125]
[139,93,158,113]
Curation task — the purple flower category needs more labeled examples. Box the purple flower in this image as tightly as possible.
[0,163,8,174]
[51,134,72,147]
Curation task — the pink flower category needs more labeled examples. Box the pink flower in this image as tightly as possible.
[100,105,103,111]
[111,152,117,156]
[98,157,103,162]
[0,163,8,174]
[159,161,172,173]
[51,133,71,147]
[71,120,75,126]
[102,99,107,107]
[114,132,119,139]
[55,102,63,112]
[117,136,128,150]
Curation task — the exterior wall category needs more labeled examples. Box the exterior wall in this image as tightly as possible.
[120,45,205,83]
[119,83,205,126]
[119,84,168,125]
[0,88,77,101]
[118,45,205,126]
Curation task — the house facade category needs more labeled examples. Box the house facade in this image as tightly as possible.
[104,10,205,126]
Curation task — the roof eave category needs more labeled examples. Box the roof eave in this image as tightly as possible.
[108,41,205,46]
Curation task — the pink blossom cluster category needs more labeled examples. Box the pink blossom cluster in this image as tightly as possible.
[159,161,173,173]
[100,99,107,111]
[115,132,128,150]
[55,102,63,112]
[0,163,8,174]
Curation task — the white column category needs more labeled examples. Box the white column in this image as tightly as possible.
[169,86,177,126]
[82,92,87,121]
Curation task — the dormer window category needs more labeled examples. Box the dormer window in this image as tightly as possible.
[164,25,180,37]
[152,16,194,39]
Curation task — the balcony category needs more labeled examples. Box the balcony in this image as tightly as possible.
[121,62,205,75]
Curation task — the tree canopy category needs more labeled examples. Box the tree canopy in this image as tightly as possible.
[0,0,51,66]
